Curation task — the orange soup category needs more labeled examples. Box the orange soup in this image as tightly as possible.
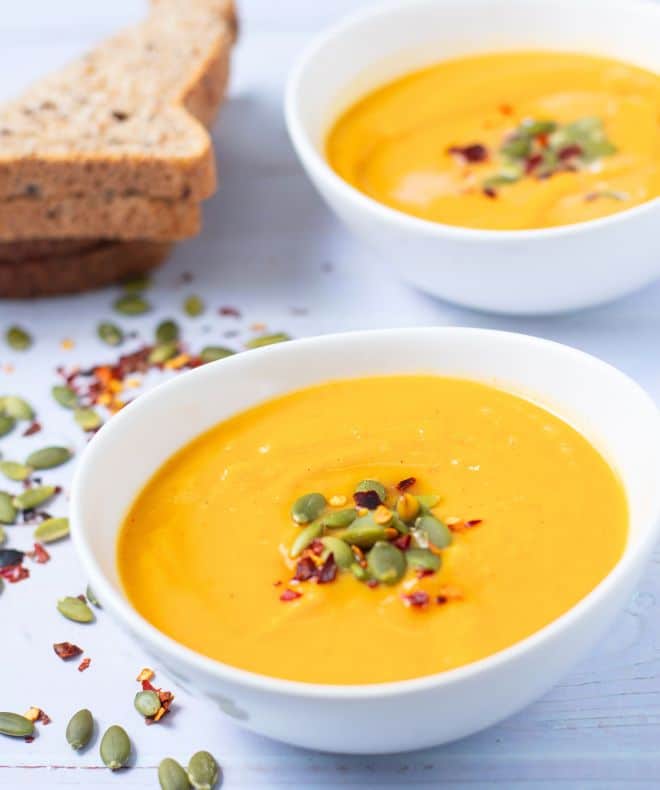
[118,376,627,684]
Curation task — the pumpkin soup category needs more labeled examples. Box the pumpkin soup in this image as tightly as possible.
[326,51,660,230]
[117,376,627,684]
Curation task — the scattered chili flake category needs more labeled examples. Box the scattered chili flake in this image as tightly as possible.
[219,306,241,318]
[273,580,282,587]
[558,144,583,161]
[280,588,302,602]
[24,736,35,743]
[448,143,489,163]
[353,490,381,510]
[465,519,482,527]
[525,153,543,174]
[416,568,436,579]
[22,420,41,436]
[396,477,416,492]
[393,534,412,551]
[78,658,91,672]
[294,556,317,582]
[483,186,498,199]
[402,591,430,608]
[53,642,83,660]
[27,543,50,564]
[317,554,338,585]
[436,585,463,604]
[0,563,29,583]
[366,579,379,589]
[24,707,50,725]
[309,539,324,557]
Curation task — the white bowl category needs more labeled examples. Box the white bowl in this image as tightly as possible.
[285,0,660,315]
[71,328,660,753]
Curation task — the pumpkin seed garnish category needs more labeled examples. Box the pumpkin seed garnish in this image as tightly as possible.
[5,326,32,351]
[2,395,34,420]
[354,479,387,504]
[406,547,441,572]
[114,293,151,316]
[156,319,180,344]
[149,342,179,365]
[52,384,79,409]
[100,724,131,770]
[97,321,124,346]
[350,562,369,581]
[0,414,16,438]
[66,708,94,750]
[26,446,72,470]
[291,492,326,525]
[245,332,290,349]
[86,585,101,608]
[14,485,57,511]
[0,712,34,738]
[74,408,102,432]
[416,494,440,511]
[0,460,31,482]
[0,492,17,524]
[290,521,323,558]
[183,294,205,317]
[134,690,161,718]
[187,750,220,790]
[199,346,234,364]
[159,757,191,790]
[34,516,69,543]
[415,514,452,549]
[320,536,354,569]
[367,541,406,584]
[340,516,387,548]
[320,508,357,529]
[57,596,95,623]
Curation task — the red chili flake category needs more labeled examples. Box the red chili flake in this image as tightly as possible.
[77,594,87,603]
[36,710,51,725]
[499,103,514,116]
[273,580,282,587]
[309,539,324,556]
[525,153,543,174]
[448,143,489,163]
[396,477,416,492]
[142,679,157,692]
[393,534,412,551]
[402,591,430,608]
[53,642,83,660]
[317,553,338,585]
[22,421,41,437]
[219,305,241,318]
[416,568,436,579]
[24,736,34,743]
[27,543,50,564]
[537,132,550,148]
[483,186,498,199]
[78,658,91,672]
[366,579,379,589]
[0,563,29,583]
[353,490,381,510]
[280,588,302,602]
[558,144,583,161]
[465,519,482,527]
[294,557,317,582]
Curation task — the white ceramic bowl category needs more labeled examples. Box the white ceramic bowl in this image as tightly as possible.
[285,0,660,315]
[71,328,660,753]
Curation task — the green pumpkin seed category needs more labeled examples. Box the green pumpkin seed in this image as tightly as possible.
[320,508,357,529]
[97,321,124,346]
[350,562,369,582]
[0,461,31,482]
[0,414,15,437]
[0,712,34,738]
[86,585,101,608]
[100,724,131,770]
[416,494,440,511]
[66,708,93,750]
[183,294,204,317]
[114,293,151,316]
[0,492,16,524]
[390,513,409,534]
[245,332,290,349]
[74,408,102,432]
[57,596,95,623]
[2,395,34,420]
[156,319,180,344]
[5,326,32,351]
[290,521,323,558]
[187,750,219,790]
[406,548,441,572]
[159,757,191,790]
[26,446,72,470]
[340,516,387,548]
[0,526,5,545]
[291,492,326,525]
[415,514,452,549]
[52,385,79,409]
[34,517,69,543]
[199,346,235,364]
[13,485,57,511]
[354,479,387,504]
[134,690,161,718]
[367,541,406,584]
[149,342,179,365]
[320,536,354,569]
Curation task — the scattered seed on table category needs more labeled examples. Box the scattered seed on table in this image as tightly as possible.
[0,461,32,482]
[245,332,291,349]
[100,724,131,770]
[13,485,57,511]
[86,585,101,608]
[66,708,94,750]
[52,385,79,409]
[114,294,151,316]
[0,414,16,438]
[5,326,32,351]
[156,319,180,343]
[187,750,220,790]
[159,757,191,789]
[134,690,161,718]
[74,408,102,432]
[199,346,234,363]
[97,321,124,346]
[56,596,95,623]
[183,295,204,317]
[34,517,70,543]
[0,712,34,738]
[2,396,34,420]
[0,492,17,524]
[26,446,72,470]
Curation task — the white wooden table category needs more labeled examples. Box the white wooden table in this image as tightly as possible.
[2,1,660,786]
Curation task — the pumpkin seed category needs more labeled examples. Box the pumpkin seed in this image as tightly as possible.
[13,485,57,511]
[159,757,191,790]
[320,508,357,529]
[350,562,369,582]
[367,541,406,584]
[0,548,23,568]
[354,479,387,503]
[245,332,290,349]
[340,516,387,548]
[0,492,16,524]
[417,494,440,511]
[290,521,323,558]
[57,596,95,623]
[199,346,235,364]
[149,342,179,365]
[0,414,15,437]
[134,690,161,718]
[156,319,180,344]
[26,446,71,470]
[5,326,32,351]
[100,724,131,770]
[74,408,102,432]
[0,712,34,738]
[52,385,79,409]
[320,536,354,569]
[390,513,409,535]
[187,750,219,790]
[114,293,151,316]
[291,492,326,525]
[97,321,124,346]
[415,514,452,549]
[183,294,204,317]
[0,526,5,545]
[2,395,34,420]
[0,461,31,482]
[34,517,69,543]
[66,708,93,750]
[406,548,441,572]
[86,585,101,608]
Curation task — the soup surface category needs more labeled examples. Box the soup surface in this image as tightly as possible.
[118,376,627,684]
[326,51,660,230]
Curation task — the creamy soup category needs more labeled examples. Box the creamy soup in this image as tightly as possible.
[118,376,627,684]
[326,51,660,230]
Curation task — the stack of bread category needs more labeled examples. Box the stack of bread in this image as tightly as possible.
[0,0,237,298]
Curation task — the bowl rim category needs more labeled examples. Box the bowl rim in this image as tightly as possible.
[70,327,660,700]
[284,0,660,243]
